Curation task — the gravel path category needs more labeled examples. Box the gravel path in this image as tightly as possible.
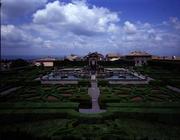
[0,87,21,96]
[79,75,106,113]
[88,81,100,111]
[167,85,180,93]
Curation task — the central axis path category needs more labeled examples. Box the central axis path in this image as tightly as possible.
[88,79,100,111]
[79,74,106,113]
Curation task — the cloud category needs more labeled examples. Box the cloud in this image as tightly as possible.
[1,0,180,56]
[2,25,29,44]
[169,17,180,30]
[1,24,43,48]
[2,0,47,21]
[123,21,137,34]
[33,0,120,35]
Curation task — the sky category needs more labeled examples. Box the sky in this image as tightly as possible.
[1,0,180,57]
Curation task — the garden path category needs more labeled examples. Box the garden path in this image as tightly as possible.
[79,74,106,113]
[0,87,21,96]
[88,80,100,111]
[167,85,180,93]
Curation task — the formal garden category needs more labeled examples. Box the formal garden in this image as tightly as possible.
[99,85,180,103]
[0,60,180,140]
[134,60,180,88]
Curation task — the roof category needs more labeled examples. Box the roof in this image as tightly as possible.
[84,52,104,59]
[126,51,152,57]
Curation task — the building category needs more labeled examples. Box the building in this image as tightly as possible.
[151,55,161,60]
[34,57,56,67]
[84,52,104,72]
[106,53,121,61]
[152,55,180,60]
[84,52,104,62]
[125,51,152,66]
[1,61,11,71]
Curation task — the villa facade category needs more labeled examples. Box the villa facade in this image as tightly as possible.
[34,57,56,67]
[125,51,152,66]
[33,51,152,67]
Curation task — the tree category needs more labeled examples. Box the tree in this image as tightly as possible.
[10,59,29,68]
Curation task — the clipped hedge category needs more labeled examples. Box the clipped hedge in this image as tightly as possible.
[99,95,127,103]
[148,60,180,70]
[0,102,79,124]
[54,60,88,67]
[98,80,109,86]
[106,102,180,108]
[78,80,90,87]
[0,102,79,110]
[149,80,166,86]
[23,80,41,86]
[3,79,41,87]
[0,109,71,124]
[70,95,91,103]
[167,79,180,88]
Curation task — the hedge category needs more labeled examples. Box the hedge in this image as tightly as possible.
[0,107,180,124]
[99,95,128,103]
[2,80,41,87]
[0,109,72,124]
[98,80,109,86]
[98,60,135,67]
[54,60,88,67]
[106,102,180,108]
[149,80,166,86]
[78,80,90,86]
[0,102,79,110]
[148,60,180,70]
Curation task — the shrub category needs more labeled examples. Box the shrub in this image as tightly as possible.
[10,59,29,68]
[23,80,41,86]
[78,80,90,87]
[167,79,180,88]
[0,102,80,110]
[98,80,109,86]
[148,60,180,71]
[149,80,166,86]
